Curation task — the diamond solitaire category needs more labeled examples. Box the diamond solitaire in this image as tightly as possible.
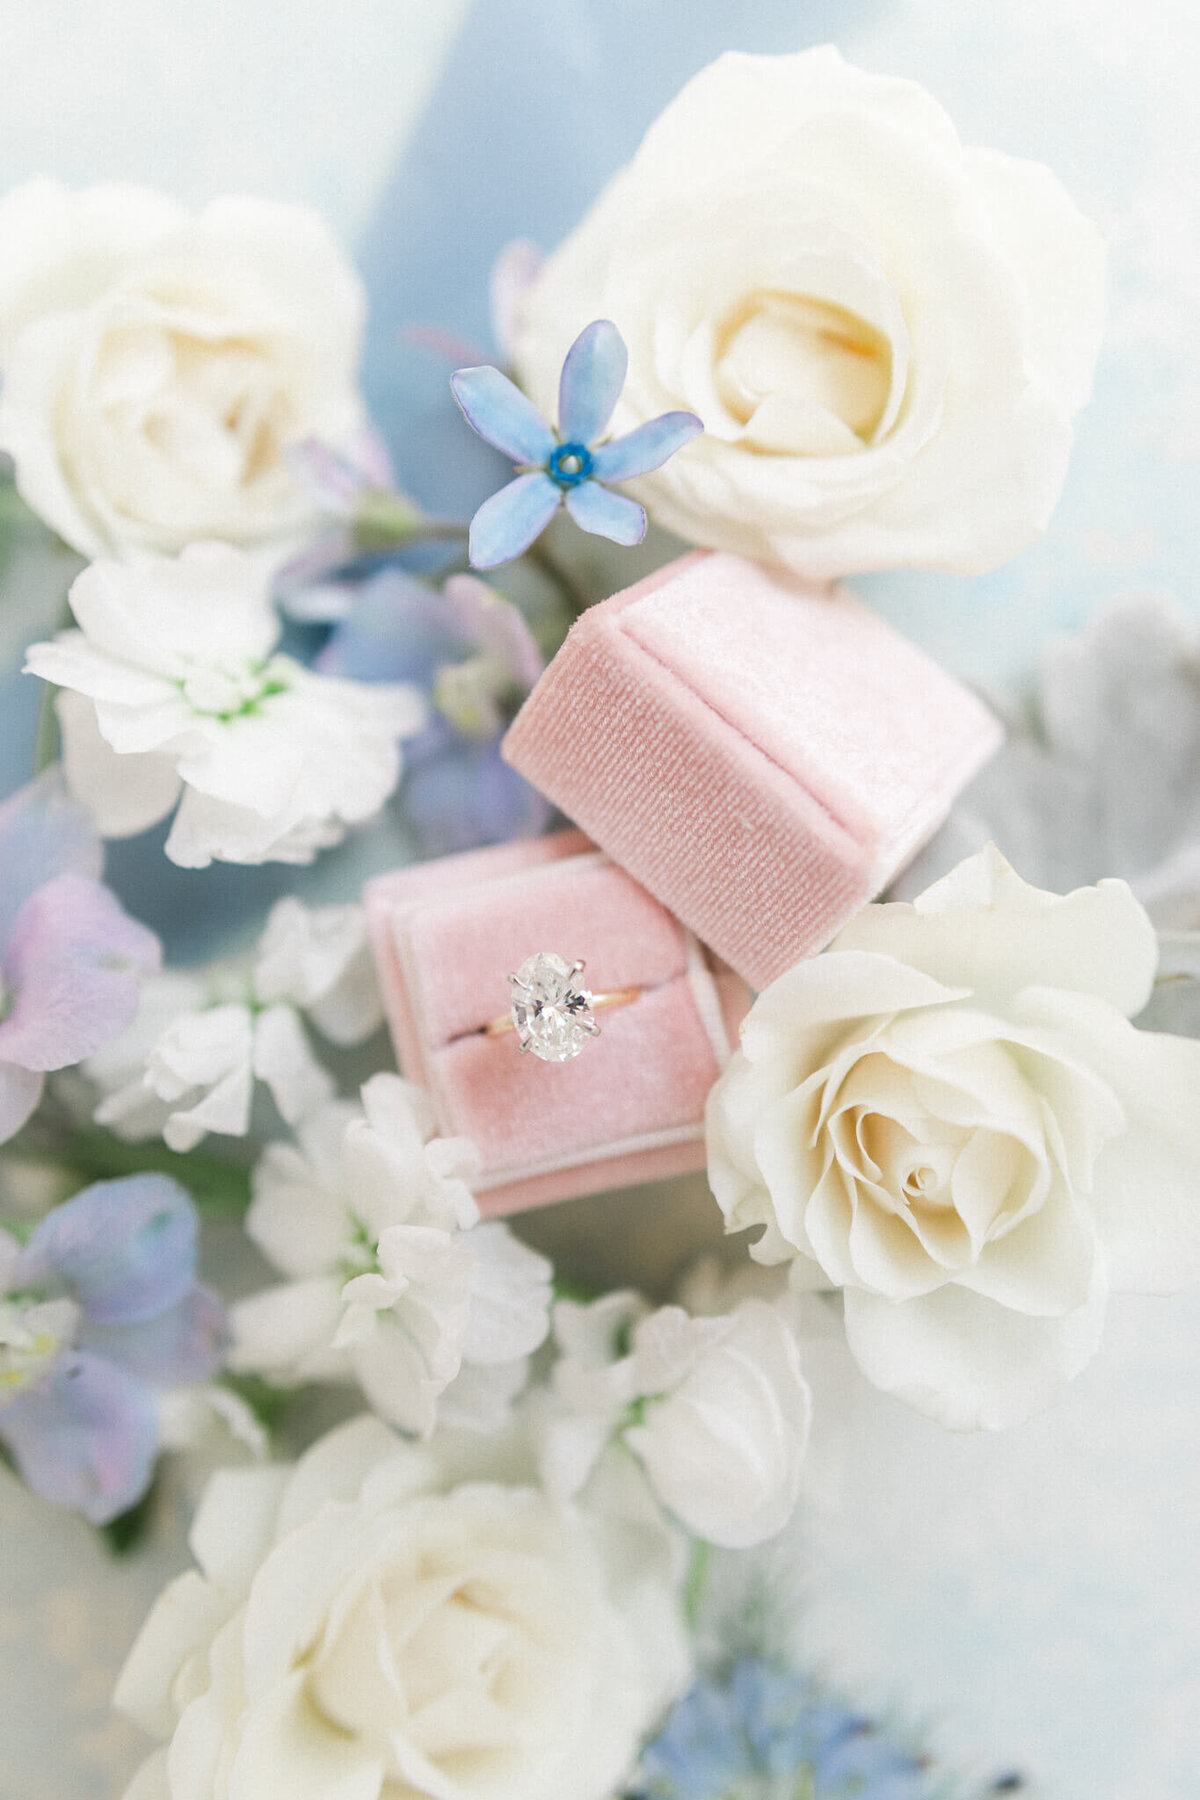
[509,953,599,1062]
[482,952,642,1063]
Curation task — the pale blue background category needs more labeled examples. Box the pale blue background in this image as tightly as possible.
[2,4,1200,1796]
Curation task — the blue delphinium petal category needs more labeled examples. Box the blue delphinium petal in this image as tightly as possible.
[557,318,628,445]
[469,471,562,568]
[319,571,473,690]
[404,740,551,856]
[80,1285,226,1388]
[633,1660,940,1800]
[0,1351,159,1525]
[564,479,647,546]
[451,365,557,465]
[18,1174,198,1326]
[0,771,102,948]
[592,410,705,481]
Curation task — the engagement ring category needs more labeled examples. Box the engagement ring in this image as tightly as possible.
[483,952,640,1062]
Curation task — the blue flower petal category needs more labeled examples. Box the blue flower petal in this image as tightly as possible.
[0,1351,158,1524]
[19,1175,198,1326]
[0,772,102,949]
[80,1285,226,1388]
[557,319,628,445]
[468,472,561,568]
[318,571,472,685]
[451,366,556,465]
[592,410,704,481]
[404,740,551,856]
[564,479,646,546]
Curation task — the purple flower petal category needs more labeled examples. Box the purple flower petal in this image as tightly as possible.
[468,472,561,569]
[0,1351,159,1524]
[451,366,556,466]
[319,571,471,686]
[405,739,552,855]
[592,410,704,481]
[0,874,161,1072]
[557,320,628,445]
[0,772,102,947]
[442,574,545,692]
[0,1064,43,1145]
[19,1175,198,1326]
[564,480,647,547]
[81,1285,226,1387]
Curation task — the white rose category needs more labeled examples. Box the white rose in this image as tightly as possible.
[114,1413,690,1800]
[514,47,1106,579]
[707,847,1200,1431]
[0,180,364,557]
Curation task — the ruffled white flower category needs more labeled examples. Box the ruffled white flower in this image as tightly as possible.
[230,1075,553,1437]
[542,1290,811,1547]
[707,846,1200,1431]
[85,898,379,1152]
[24,542,424,868]
[115,1412,691,1800]
[515,46,1106,579]
[0,181,365,558]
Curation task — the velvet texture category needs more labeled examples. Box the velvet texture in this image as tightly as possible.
[503,553,1003,988]
[365,832,748,1215]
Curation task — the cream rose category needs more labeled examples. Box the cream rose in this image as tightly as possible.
[0,180,365,557]
[114,1414,690,1800]
[514,47,1106,579]
[706,848,1200,1431]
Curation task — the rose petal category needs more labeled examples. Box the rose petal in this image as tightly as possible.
[843,1272,1108,1431]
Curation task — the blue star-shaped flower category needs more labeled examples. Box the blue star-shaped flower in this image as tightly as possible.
[451,319,702,569]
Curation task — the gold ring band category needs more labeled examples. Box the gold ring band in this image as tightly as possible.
[482,984,641,1038]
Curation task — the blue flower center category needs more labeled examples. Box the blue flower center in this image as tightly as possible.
[547,442,594,488]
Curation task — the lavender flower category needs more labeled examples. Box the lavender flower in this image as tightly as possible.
[0,1174,224,1523]
[319,569,551,853]
[632,1661,935,1800]
[451,319,702,568]
[0,772,160,1145]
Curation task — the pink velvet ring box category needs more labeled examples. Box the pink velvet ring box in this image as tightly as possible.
[364,830,750,1217]
[502,551,1003,991]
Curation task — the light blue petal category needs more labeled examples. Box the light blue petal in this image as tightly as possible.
[81,1285,226,1387]
[0,1351,158,1524]
[557,319,628,445]
[451,366,556,464]
[19,1175,198,1326]
[0,771,102,949]
[468,472,561,568]
[404,740,552,856]
[563,479,646,547]
[591,410,704,481]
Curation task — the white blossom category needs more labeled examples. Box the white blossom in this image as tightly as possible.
[542,1289,812,1547]
[85,898,379,1152]
[230,1076,553,1437]
[24,542,424,868]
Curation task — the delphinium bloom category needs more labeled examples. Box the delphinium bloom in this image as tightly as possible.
[318,568,552,852]
[451,318,703,568]
[24,541,426,868]
[632,1659,935,1800]
[0,1174,224,1522]
[0,771,160,1144]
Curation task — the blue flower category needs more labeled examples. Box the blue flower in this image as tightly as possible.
[0,1175,225,1524]
[633,1661,937,1800]
[451,319,703,568]
[318,569,552,854]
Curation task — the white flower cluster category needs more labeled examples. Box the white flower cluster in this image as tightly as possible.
[85,897,381,1151]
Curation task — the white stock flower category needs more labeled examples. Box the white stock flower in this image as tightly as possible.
[24,543,424,867]
[515,46,1106,579]
[230,1075,552,1437]
[707,846,1200,1431]
[0,181,365,558]
[114,1412,690,1800]
[85,899,377,1151]
[543,1290,811,1547]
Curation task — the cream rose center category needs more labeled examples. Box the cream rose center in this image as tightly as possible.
[712,290,894,454]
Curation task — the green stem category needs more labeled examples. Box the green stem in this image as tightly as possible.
[684,1537,711,1632]
[524,537,593,616]
[31,679,60,774]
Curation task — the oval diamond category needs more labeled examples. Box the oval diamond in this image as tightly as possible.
[509,952,598,1063]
